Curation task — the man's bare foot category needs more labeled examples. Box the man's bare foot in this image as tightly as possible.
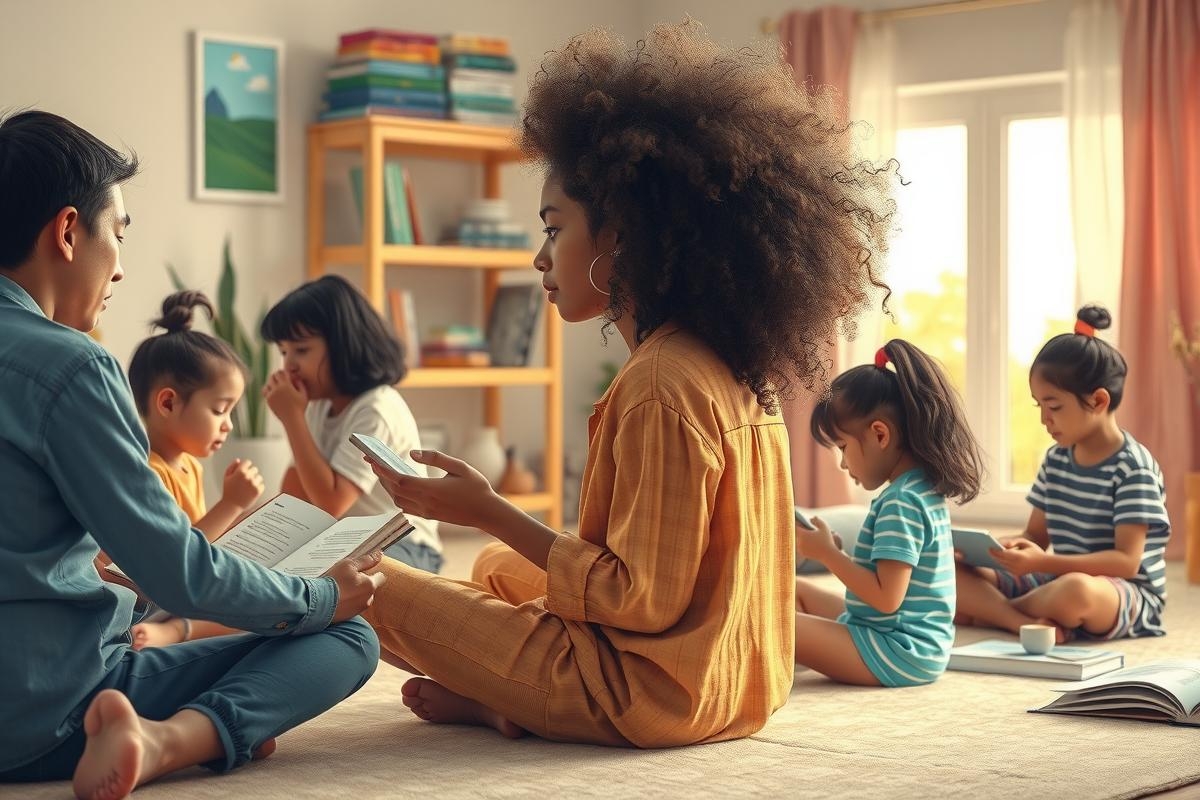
[400,678,524,739]
[73,690,144,800]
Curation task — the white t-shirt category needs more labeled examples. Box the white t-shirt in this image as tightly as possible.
[303,385,440,552]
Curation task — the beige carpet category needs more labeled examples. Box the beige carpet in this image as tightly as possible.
[8,536,1200,800]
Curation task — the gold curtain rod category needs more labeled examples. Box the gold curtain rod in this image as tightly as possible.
[760,0,1044,35]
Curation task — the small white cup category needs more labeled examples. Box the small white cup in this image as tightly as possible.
[1019,623,1056,655]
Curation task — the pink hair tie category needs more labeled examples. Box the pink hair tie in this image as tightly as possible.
[1074,320,1096,338]
[874,348,890,369]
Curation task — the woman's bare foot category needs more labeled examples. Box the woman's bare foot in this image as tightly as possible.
[72,691,145,800]
[400,678,524,739]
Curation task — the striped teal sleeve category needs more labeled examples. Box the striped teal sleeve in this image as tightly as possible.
[1113,464,1167,527]
[869,494,923,566]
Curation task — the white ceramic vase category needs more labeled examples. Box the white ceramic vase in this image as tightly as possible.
[460,426,506,487]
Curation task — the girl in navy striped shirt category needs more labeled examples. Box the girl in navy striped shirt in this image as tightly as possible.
[955,305,1170,641]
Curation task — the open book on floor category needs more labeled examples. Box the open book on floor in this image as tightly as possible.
[1031,660,1200,727]
[108,493,414,580]
[948,639,1125,680]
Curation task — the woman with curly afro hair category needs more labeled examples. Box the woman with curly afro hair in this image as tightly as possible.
[362,20,896,746]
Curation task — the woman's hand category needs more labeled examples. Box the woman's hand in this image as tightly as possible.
[990,538,1047,577]
[263,370,308,422]
[369,449,506,530]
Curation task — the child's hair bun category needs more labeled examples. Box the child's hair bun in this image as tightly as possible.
[1077,304,1112,331]
[153,290,215,335]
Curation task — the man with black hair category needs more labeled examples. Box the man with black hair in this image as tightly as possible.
[0,110,384,798]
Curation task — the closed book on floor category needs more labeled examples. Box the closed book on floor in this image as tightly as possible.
[948,639,1124,680]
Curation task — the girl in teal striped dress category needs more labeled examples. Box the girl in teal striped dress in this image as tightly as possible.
[795,340,984,686]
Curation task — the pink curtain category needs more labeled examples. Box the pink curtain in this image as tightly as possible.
[1117,0,1200,559]
[778,6,859,506]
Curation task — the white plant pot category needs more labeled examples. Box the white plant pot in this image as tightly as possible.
[203,436,292,506]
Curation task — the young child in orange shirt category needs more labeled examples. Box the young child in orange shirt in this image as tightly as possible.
[122,290,264,648]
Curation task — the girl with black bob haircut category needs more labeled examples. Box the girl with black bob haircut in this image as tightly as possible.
[956,305,1170,644]
[259,274,442,573]
[260,274,406,396]
[795,339,982,687]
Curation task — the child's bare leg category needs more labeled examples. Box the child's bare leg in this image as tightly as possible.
[795,577,847,619]
[954,563,1037,633]
[72,689,224,800]
[130,620,187,651]
[794,614,880,686]
[1010,573,1121,637]
[401,678,523,738]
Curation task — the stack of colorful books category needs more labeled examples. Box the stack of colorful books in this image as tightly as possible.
[320,29,447,122]
[420,324,491,368]
[441,33,517,127]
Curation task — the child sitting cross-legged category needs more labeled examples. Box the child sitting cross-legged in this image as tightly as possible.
[794,340,984,686]
[120,290,265,649]
[955,305,1170,642]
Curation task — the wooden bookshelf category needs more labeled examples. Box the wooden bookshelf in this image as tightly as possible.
[306,116,563,528]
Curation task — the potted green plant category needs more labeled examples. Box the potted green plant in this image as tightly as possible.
[167,237,287,496]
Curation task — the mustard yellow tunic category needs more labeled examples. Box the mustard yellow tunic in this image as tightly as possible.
[148,450,206,524]
[365,324,795,746]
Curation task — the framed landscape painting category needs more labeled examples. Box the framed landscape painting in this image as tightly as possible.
[194,31,284,203]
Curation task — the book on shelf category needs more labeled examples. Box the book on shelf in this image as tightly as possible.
[339,41,441,64]
[107,493,413,581]
[347,161,416,245]
[338,29,440,49]
[419,350,492,368]
[328,73,446,93]
[325,87,447,111]
[319,105,446,122]
[948,639,1125,680]
[327,60,446,81]
[442,32,511,57]
[486,284,543,367]
[1032,660,1200,727]
[401,167,424,245]
[387,288,420,366]
[444,53,517,72]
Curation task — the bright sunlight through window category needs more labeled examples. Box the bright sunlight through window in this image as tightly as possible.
[1006,116,1076,485]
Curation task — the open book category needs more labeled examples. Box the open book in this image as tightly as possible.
[948,639,1124,680]
[108,493,413,581]
[1032,660,1200,727]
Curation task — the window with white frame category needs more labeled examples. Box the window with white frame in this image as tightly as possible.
[875,76,1077,521]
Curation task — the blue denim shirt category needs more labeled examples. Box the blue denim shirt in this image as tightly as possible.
[0,275,338,770]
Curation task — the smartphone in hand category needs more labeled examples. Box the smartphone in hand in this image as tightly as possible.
[794,508,817,531]
[349,433,420,479]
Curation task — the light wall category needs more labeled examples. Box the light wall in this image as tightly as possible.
[0,0,644,492]
[2,0,1072,513]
